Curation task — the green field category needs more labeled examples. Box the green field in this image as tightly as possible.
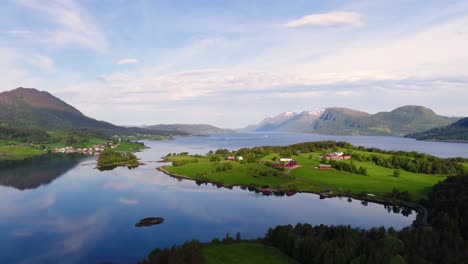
[112,141,146,152]
[203,242,298,264]
[165,156,293,188]
[291,153,443,201]
[164,149,455,202]
[0,145,46,160]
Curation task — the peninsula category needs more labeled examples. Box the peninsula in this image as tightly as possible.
[159,141,467,203]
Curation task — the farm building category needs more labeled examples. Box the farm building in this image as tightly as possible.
[318,164,332,170]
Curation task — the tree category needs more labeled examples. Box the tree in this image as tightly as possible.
[209,155,221,163]
[236,232,241,241]
[393,170,401,178]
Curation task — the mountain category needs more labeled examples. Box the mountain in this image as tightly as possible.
[247,106,459,136]
[369,105,458,135]
[310,108,372,134]
[0,87,120,131]
[406,117,468,141]
[255,110,324,132]
[145,124,234,135]
[0,87,182,136]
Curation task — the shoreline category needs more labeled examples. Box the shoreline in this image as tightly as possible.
[156,165,428,226]
[96,161,144,170]
[416,138,468,144]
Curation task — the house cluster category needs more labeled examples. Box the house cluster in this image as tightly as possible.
[227,156,243,161]
[323,152,351,160]
[52,142,117,155]
[275,158,299,169]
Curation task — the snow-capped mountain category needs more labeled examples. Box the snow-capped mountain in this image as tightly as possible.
[254,109,324,132]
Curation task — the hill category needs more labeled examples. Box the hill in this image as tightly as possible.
[146,124,234,135]
[247,106,458,136]
[0,87,120,132]
[406,117,468,141]
[0,87,182,136]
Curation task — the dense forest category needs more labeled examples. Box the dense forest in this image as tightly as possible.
[140,174,468,264]
[0,126,107,146]
[0,126,50,143]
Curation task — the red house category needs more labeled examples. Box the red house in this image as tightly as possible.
[284,161,298,168]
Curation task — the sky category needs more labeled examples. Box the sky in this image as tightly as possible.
[1,0,468,128]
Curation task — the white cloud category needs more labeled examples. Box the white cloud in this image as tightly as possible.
[5,29,32,37]
[174,68,221,76]
[27,54,55,71]
[0,47,42,90]
[11,230,33,237]
[117,58,139,65]
[15,0,106,51]
[286,11,363,28]
[102,181,133,190]
[118,198,139,206]
[38,193,56,209]
[99,72,129,82]
[299,15,468,79]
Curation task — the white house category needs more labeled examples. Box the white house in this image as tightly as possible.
[236,156,243,161]
[280,158,293,162]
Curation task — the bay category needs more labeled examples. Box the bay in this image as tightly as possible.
[0,133,465,263]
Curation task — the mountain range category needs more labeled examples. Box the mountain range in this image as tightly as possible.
[145,124,234,135]
[0,88,463,138]
[246,106,460,136]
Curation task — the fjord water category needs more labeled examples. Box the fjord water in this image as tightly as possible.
[0,133,466,263]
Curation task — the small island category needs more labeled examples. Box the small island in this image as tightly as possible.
[159,141,468,203]
[97,149,140,171]
[135,217,165,227]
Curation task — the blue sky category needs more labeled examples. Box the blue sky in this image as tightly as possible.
[1,0,468,127]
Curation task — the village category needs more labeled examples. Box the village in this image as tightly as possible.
[52,142,119,155]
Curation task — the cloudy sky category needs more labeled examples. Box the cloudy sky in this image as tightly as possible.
[1,0,467,128]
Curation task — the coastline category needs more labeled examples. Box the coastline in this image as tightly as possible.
[157,165,428,226]
[416,138,468,144]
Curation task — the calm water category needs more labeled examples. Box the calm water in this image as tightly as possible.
[0,133,466,263]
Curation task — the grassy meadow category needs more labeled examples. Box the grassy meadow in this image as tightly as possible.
[163,147,455,202]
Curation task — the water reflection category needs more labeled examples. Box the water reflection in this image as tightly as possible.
[0,154,86,190]
[168,174,414,218]
[97,164,139,171]
[0,135,436,263]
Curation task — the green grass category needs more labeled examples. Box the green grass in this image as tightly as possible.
[292,153,443,201]
[112,141,146,152]
[203,243,298,264]
[164,150,452,202]
[0,145,45,160]
[166,157,294,188]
